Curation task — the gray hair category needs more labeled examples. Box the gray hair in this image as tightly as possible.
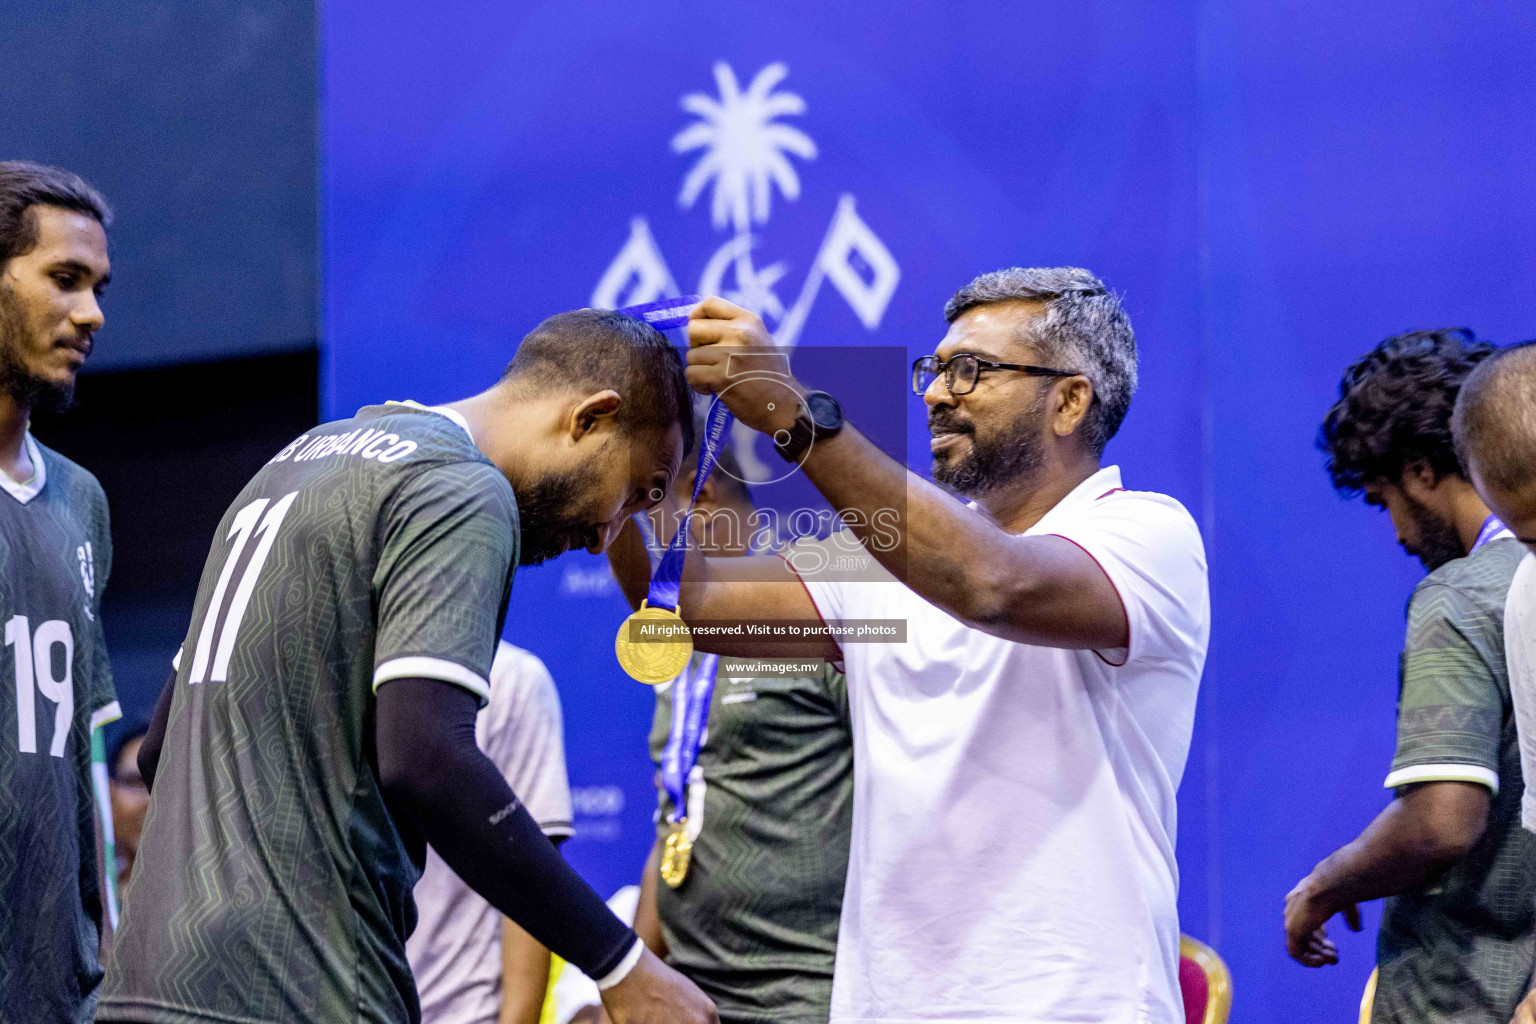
[944,267,1137,456]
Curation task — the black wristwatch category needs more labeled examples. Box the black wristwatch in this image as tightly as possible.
[775,390,844,462]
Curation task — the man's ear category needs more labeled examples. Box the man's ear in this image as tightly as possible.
[1051,377,1094,438]
[568,390,623,441]
[1402,459,1443,492]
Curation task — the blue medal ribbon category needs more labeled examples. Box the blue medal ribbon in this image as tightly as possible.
[1472,514,1510,553]
[642,398,732,612]
[660,654,719,826]
[616,295,727,825]
[631,506,664,572]
[645,411,728,824]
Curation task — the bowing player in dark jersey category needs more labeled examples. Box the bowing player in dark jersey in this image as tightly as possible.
[101,310,717,1024]
[0,161,120,1023]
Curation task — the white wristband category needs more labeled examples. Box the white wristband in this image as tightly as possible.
[594,937,645,991]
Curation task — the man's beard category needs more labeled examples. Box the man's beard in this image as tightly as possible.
[930,390,1050,498]
[1403,494,1466,572]
[515,464,601,566]
[0,286,74,413]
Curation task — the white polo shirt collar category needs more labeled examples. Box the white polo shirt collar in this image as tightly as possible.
[1025,464,1125,532]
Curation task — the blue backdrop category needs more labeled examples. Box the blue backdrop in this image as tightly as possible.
[322,2,1536,1014]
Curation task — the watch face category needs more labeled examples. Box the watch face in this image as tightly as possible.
[805,391,843,430]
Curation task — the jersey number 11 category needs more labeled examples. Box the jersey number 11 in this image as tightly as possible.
[188,492,300,685]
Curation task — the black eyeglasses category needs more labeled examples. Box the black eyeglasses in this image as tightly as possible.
[911,354,1080,397]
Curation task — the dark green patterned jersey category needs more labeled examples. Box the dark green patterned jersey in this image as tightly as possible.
[0,435,119,1024]
[101,404,518,1024]
[647,656,852,1024]
[1375,536,1536,1023]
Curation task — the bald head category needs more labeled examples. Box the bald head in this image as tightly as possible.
[1453,340,1536,548]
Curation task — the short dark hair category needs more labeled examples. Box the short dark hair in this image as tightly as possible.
[0,161,112,268]
[503,308,694,455]
[1452,340,1536,494]
[1319,328,1497,495]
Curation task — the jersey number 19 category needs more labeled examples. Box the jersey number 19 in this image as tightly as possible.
[6,616,74,757]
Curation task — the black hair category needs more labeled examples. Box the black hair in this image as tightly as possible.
[1319,328,1497,494]
[501,308,695,456]
[0,161,112,268]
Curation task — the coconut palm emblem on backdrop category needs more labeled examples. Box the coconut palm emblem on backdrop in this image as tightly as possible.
[593,61,901,478]
[594,60,899,342]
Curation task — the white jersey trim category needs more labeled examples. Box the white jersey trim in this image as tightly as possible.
[0,433,47,504]
[593,937,645,991]
[1383,762,1498,794]
[384,400,474,445]
[90,700,123,731]
[374,656,492,703]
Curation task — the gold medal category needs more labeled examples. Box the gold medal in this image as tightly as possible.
[615,602,694,685]
[659,820,693,888]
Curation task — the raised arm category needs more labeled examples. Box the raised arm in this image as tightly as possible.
[802,425,1123,649]
[682,298,1127,651]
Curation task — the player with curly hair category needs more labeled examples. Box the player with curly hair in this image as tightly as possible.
[1286,328,1536,1023]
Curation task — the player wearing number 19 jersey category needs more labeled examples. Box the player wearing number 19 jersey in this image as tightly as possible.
[0,441,120,1021]
[103,309,719,1024]
[0,162,118,1023]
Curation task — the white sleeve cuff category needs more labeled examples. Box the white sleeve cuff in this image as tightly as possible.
[1043,533,1132,667]
[593,937,645,991]
[373,656,492,703]
[90,700,123,730]
[1383,762,1499,794]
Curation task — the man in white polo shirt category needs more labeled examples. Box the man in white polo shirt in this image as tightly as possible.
[610,269,1209,1023]
[408,640,575,1024]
